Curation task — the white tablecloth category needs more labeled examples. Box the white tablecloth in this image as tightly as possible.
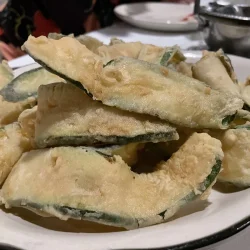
[87,22,250,250]
[87,22,206,49]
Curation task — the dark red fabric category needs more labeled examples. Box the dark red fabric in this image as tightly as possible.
[0,0,158,46]
[32,10,60,37]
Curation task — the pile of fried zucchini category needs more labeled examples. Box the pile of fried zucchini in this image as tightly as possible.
[0,34,249,230]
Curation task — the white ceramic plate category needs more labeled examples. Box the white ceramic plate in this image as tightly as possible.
[1,52,250,250]
[114,2,199,32]
[8,55,35,70]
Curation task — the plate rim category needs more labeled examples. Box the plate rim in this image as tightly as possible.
[114,2,198,31]
[118,216,250,250]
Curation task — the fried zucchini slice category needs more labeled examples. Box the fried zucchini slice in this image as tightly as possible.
[99,42,185,66]
[18,106,37,147]
[96,42,143,64]
[137,44,185,67]
[0,60,14,89]
[99,39,185,67]
[48,33,103,53]
[0,95,36,126]
[22,35,103,97]
[106,39,185,67]
[0,67,63,102]
[35,82,178,148]
[48,33,74,40]
[22,36,243,128]
[0,67,64,126]
[109,37,125,45]
[1,133,222,229]
[76,35,104,53]
[192,50,240,97]
[158,46,186,68]
[216,49,238,84]
[0,123,31,185]
[99,57,243,128]
[211,126,250,187]
[176,61,193,78]
[137,44,165,63]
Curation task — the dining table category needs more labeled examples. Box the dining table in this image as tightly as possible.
[5,20,250,250]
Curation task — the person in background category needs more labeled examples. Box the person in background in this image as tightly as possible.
[0,0,193,60]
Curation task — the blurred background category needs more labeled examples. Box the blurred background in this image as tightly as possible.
[0,0,250,61]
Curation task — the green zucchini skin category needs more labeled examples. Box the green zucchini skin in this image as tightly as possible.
[222,114,236,126]
[0,67,42,102]
[137,44,185,67]
[38,132,175,148]
[160,47,186,67]
[1,133,223,229]
[216,49,238,84]
[234,124,250,130]
[0,67,64,102]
